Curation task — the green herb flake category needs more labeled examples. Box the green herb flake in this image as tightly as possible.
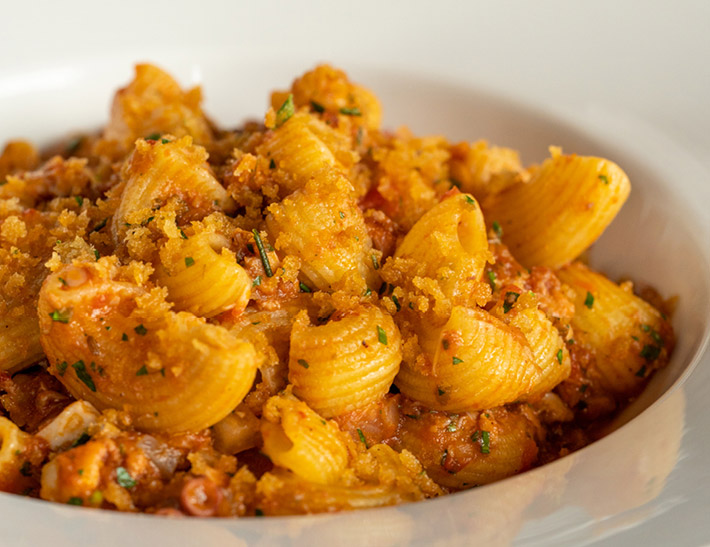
[179,229,188,240]
[503,291,520,313]
[446,416,459,432]
[253,275,262,287]
[275,94,295,127]
[636,364,647,377]
[480,430,491,454]
[357,428,369,448]
[184,256,195,268]
[115,467,136,489]
[584,291,594,309]
[339,106,362,116]
[437,387,446,396]
[72,361,96,392]
[121,333,128,342]
[89,491,103,505]
[251,229,273,277]
[57,361,68,376]
[364,288,372,296]
[299,282,312,293]
[442,339,450,350]
[268,158,276,169]
[339,211,345,219]
[556,349,563,364]
[640,344,661,362]
[161,138,170,144]
[71,432,91,448]
[452,356,464,365]
[377,325,388,345]
[134,324,148,336]
[93,250,100,261]
[598,174,609,184]
[492,221,503,239]
[297,359,309,369]
[67,497,83,506]
[371,254,380,270]
[392,294,401,312]
[136,365,148,376]
[310,100,325,113]
[440,449,448,466]
[77,468,84,476]
[74,196,84,207]
[254,508,265,517]
[20,461,31,476]
[579,384,588,393]
[91,218,108,233]
[49,308,72,323]
[486,270,497,290]
[464,195,475,205]
[145,133,160,141]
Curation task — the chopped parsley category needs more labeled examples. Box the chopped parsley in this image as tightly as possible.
[297,359,309,369]
[446,416,459,432]
[635,364,647,377]
[339,211,345,219]
[136,366,148,376]
[71,432,91,448]
[20,461,31,477]
[251,229,273,277]
[640,344,661,362]
[376,325,387,345]
[49,308,72,323]
[74,196,84,207]
[121,333,129,342]
[486,270,496,290]
[184,256,195,268]
[364,287,372,297]
[503,291,520,313]
[437,387,446,396]
[452,357,463,365]
[134,324,148,336]
[584,291,594,309]
[67,497,83,506]
[299,282,311,293]
[310,100,325,113]
[269,158,276,169]
[91,218,108,233]
[556,349,563,364]
[440,449,448,466]
[93,249,100,261]
[442,339,450,350]
[252,275,262,287]
[179,229,188,240]
[492,221,503,239]
[479,431,491,454]
[392,294,401,311]
[72,361,96,392]
[356,428,369,448]
[56,361,68,376]
[339,106,362,116]
[161,138,170,144]
[275,94,295,127]
[464,195,475,205]
[598,174,609,184]
[115,467,136,489]
[145,133,161,141]
[255,508,265,517]
[371,254,380,270]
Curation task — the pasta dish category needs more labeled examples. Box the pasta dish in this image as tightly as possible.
[0,65,674,516]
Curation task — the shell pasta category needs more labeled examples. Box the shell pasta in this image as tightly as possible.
[0,64,674,516]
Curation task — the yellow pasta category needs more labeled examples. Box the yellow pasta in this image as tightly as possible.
[288,305,402,417]
[0,316,43,372]
[154,230,251,318]
[36,401,101,451]
[111,136,234,244]
[483,147,631,268]
[38,260,259,433]
[396,306,539,411]
[556,262,673,397]
[261,391,350,485]
[489,290,571,400]
[266,170,377,292]
[393,192,491,302]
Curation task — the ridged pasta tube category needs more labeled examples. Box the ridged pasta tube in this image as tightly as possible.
[288,306,402,417]
[0,316,43,372]
[556,262,673,397]
[154,231,251,318]
[396,306,539,411]
[260,392,349,485]
[489,290,571,400]
[482,148,630,268]
[394,192,490,301]
[111,136,234,243]
[266,170,376,292]
[37,260,259,433]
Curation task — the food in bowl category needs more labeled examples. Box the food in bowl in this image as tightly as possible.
[0,64,674,516]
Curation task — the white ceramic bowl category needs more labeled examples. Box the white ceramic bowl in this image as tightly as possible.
[1,38,709,547]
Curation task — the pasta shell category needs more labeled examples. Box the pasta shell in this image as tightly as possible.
[396,306,539,411]
[154,231,251,318]
[483,148,631,268]
[288,305,402,417]
[37,260,259,433]
[394,192,490,301]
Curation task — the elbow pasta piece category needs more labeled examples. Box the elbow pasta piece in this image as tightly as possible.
[396,306,539,412]
[266,170,377,292]
[556,262,673,398]
[489,289,571,400]
[37,260,259,433]
[103,64,213,153]
[483,148,631,268]
[260,392,349,485]
[111,136,234,244]
[36,401,101,451]
[394,192,491,301]
[288,305,402,417]
[0,316,43,372]
[154,230,251,318]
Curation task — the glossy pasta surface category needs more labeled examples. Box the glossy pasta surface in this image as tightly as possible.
[0,64,674,516]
